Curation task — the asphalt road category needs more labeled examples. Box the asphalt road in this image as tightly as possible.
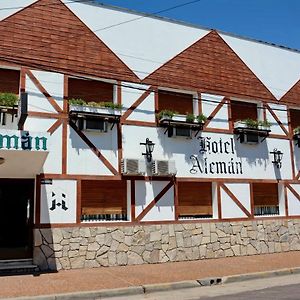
[105,274,300,300]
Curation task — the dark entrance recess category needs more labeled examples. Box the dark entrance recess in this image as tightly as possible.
[0,179,34,260]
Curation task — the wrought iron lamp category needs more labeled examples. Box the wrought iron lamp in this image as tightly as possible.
[140,138,155,162]
[270,148,283,168]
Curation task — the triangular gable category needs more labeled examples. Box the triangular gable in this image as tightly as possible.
[280,79,300,105]
[144,31,276,101]
[0,0,138,82]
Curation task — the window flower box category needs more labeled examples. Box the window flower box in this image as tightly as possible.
[234,119,271,144]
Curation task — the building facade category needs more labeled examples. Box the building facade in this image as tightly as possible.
[0,0,300,270]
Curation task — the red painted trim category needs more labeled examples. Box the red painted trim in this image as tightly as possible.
[47,119,62,135]
[220,183,251,217]
[135,180,174,221]
[20,67,26,93]
[284,184,289,217]
[62,120,68,174]
[28,111,63,119]
[121,120,157,127]
[63,75,69,113]
[250,183,254,217]
[217,183,222,219]
[77,180,82,224]
[131,180,136,221]
[174,178,179,220]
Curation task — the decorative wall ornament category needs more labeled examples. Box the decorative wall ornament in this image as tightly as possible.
[270,148,283,168]
[140,138,155,162]
[49,192,68,211]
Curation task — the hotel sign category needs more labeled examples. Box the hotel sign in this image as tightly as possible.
[190,137,243,175]
[0,130,48,151]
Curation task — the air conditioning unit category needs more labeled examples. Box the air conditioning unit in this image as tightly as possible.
[239,132,259,144]
[152,160,176,176]
[77,118,108,132]
[121,159,146,175]
[168,127,191,138]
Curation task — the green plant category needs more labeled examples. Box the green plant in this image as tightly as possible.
[0,92,18,107]
[294,126,300,135]
[186,113,195,123]
[69,99,123,110]
[68,98,87,106]
[258,119,271,128]
[243,118,259,129]
[157,109,178,120]
[196,113,207,123]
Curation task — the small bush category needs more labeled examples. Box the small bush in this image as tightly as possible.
[243,118,259,129]
[196,113,207,123]
[157,109,178,120]
[69,99,122,110]
[186,113,195,123]
[0,92,18,107]
[258,119,271,128]
[294,126,300,135]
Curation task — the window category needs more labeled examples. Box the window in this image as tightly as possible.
[81,180,127,222]
[0,68,20,94]
[178,182,213,219]
[231,100,258,123]
[68,78,114,103]
[253,183,279,216]
[290,109,300,130]
[158,90,193,115]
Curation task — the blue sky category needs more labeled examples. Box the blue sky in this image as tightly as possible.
[96,0,300,50]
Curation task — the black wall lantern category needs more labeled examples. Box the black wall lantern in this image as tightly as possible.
[270,148,283,168]
[140,138,155,162]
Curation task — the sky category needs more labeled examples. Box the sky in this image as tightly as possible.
[94,0,300,50]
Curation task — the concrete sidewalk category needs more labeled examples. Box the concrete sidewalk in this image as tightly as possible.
[1,251,300,299]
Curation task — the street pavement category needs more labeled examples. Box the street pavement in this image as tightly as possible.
[0,251,300,299]
[106,274,300,300]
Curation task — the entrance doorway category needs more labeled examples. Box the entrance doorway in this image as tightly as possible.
[0,179,34,260]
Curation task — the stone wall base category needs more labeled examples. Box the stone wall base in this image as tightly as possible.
[33,219,300,270]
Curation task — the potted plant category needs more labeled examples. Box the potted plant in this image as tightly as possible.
[157,109,178,121]
[69,98,123,116]
[196,113,207,124]
[0,92,18,109]
[186,113,195,123]
[258,120,271,130]
[293,126,300,136]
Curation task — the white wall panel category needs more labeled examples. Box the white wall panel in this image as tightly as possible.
[31,70,64,110]
[224,183,251,212]
[67,126,115,175]
[288,184,300,216]
[266,103,288,136]
[40,180,77,224]
[135,181,175,221]
[221,188,247,219]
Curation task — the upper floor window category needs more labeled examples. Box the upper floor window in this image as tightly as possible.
[0,68,20,95]
[158,90,194,115]
[231,100,258,123]
[68,78,114,104]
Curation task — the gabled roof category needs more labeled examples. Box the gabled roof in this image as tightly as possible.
[144,31,276,101]
[0,0,138,82]
[280,80,300,105]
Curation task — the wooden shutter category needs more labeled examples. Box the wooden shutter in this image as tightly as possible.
[0,69,20,94]
[68,78,114,103]
[290,109,300,130]
[231,100,258,122]
[158,90,193,115]
[178,182,212,216]
[81,180,127,215]
[253,183,278,206]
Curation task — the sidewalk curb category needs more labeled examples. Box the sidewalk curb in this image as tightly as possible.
[3,267,300,300]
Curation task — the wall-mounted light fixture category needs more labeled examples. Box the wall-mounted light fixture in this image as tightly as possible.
[270,148,283,168]
[140,138,155,162]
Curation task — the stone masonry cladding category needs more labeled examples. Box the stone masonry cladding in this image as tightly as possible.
[34,219,300,270]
